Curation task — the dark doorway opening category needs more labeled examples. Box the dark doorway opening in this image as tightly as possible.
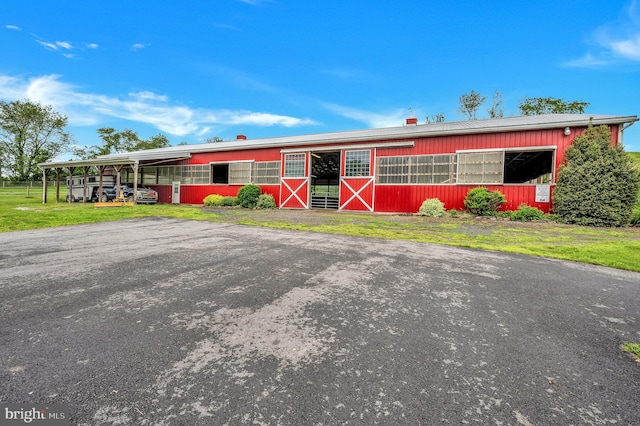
[504,150,554,184]
[211,164,229,184]
[311,152,340,209]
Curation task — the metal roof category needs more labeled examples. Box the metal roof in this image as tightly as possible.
[40,114,637,168]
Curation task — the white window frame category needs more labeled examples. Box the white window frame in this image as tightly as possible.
[284,153,306,178]
[210,160,253,185]
[344,150,371,177]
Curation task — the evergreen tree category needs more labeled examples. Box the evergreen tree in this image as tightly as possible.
[553,124,639,226]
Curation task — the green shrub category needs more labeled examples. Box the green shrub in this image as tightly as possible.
[417,198,445,217]
[237,184,262,208]
[256,193,277,209]
[203,194,224,206]
[220,196,239,207]
[463,187,506,216]
[511,204,545,221]
[553,125,640,227]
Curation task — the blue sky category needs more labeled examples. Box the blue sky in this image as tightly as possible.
[2,0,640,156]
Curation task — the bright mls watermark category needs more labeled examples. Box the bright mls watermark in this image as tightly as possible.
[1,404,69,425]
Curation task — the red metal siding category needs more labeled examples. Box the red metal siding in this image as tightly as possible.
[144,124,622,212]
[188,147,282,164]
[375,185,552,213]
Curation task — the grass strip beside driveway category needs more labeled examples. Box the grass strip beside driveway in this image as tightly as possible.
[2,188,639,272]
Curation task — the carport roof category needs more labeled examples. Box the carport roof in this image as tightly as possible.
[39,113,637,169]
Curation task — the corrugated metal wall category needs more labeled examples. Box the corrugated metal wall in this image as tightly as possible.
[374,185,550,213]
[146,124,621,211]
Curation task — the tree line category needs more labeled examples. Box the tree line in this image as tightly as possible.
[428,91,589,123]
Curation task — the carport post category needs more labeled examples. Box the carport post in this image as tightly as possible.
[55,168,62,203]
[42,168,49,204]
[98,165,107,202]
[66,166,76,203]
[132,161,139,203]
[82,166,90,203]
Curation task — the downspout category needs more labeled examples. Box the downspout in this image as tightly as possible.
[619,120,637,146]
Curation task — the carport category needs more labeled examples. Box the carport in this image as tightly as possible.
[37,158,136,204]
[38,150,191,204]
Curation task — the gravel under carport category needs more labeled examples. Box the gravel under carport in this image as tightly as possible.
[0,217,638,425]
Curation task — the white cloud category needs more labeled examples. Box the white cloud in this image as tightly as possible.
[131,43,146,51]
[56,41,73,50]
[36,40,58,50]
[129,91,168,102]
[322,102,407,128]
[6,25,21,31]
[567,1,640,66]
[609,34,640,60]
[563,52,612,68]
[87,43,99,49]
[237,0,273,5]
[0,73,317,136]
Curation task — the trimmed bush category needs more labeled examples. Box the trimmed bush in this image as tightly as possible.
[220,196,239,206]
[553,125,640,226]
[463,187,506,216]
[511,204,545,221]
[203,194,224,206]
[237,184,262,208]
[256,193,277,209]
[417,198,445,217]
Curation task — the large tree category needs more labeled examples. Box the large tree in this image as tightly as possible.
[73,128,171,159]
[458,90,486,120]
[518,97,589,115]
[0,100,71,180]
[553,124,639,226]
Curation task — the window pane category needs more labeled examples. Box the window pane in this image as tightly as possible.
[253,161,281,184]
[157,167,174,184]
[229,162,251,184]
[142,167,157,185]
[284,154,306,177]
[376,156,408,184]
[345,150,370,177]
[458,152,503,184]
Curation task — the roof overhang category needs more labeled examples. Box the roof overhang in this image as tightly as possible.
[38,153,192,170]
[37,114,638,169]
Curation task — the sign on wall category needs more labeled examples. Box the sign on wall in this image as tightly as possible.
[535,184,551,203]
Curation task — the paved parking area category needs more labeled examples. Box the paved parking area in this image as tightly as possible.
[1,218,639,425]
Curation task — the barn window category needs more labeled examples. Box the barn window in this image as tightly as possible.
[284,154,306,177]
[503,150,554,184]
[376,154,456,184]
[252,161,281,184]
[142,167,157,185]
[457,151,503,184]
[345,150,370,177]
[157,166,174,184]
[211,164,229,184]
[229,162,252,184]
[376,157,409,183]
[211,162,252,185]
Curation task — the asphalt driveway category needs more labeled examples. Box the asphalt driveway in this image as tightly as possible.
[0,218,638,425]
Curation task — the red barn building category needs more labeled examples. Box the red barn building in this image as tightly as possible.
[40,114,637,213]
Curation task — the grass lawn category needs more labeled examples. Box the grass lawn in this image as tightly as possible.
[2,184,639,273]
